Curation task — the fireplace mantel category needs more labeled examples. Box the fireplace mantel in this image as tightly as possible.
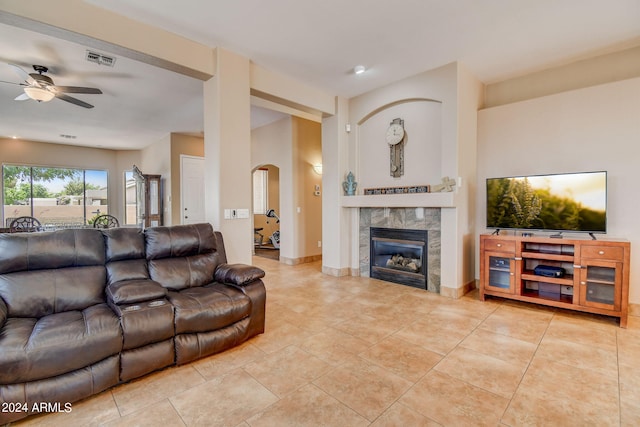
[341,192,456,208]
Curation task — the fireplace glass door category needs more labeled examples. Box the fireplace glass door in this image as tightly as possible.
[370,227,428,289]
[371,239,424,274]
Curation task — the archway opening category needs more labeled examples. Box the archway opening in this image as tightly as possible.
[252,164,280,260]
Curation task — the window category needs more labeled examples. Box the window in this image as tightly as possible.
[124,170,138,225]
[253,168,268,215]
[2,164,108,227]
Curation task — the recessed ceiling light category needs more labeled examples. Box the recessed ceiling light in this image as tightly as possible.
[354,65,366,75]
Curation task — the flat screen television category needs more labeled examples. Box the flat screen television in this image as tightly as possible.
[486,171,607,235]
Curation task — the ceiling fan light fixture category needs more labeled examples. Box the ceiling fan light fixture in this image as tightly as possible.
[24,86,55,102]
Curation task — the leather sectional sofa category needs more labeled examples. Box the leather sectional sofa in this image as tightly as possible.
[0,223,266,424]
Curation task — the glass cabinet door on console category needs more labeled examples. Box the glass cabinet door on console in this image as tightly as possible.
[483,251,516,294]
[578,260,622,311]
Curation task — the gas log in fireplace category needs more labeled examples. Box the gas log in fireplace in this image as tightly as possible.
[370,227,428,290]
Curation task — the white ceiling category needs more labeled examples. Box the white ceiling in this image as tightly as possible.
[1,0,639,150]
[0,22,206,150]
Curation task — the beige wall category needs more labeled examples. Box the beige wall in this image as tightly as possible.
[251,118,293,258]
[321,96,351,276]
[292,117,323,259]
[477,76,640,304]
[484,45,640,108]
[140,134,171,224]
[456,64,485,293]
[251,116,322,262]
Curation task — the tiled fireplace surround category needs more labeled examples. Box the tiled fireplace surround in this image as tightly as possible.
[359,207,441,293]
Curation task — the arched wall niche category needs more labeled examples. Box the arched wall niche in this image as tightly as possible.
[355,98,444,189]
[357,97,442,125]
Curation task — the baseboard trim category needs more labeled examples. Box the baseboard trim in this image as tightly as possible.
[280,255,322,265]
[322,265,352,277]
[440,279,476,299]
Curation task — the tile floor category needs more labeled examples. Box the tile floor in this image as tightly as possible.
[14,257,640,426]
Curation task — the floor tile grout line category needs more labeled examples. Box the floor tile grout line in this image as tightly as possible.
[496,308,556,425]
[374,300,506,426]
[238,365,285,424]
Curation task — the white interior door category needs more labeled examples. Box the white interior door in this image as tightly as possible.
[181,155,205,224]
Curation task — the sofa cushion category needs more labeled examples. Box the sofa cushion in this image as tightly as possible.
[111,300,174,350]
[174,318,250,365]
[144,224,227,291]
[103,228,146,262]
[0,266,106,318]
[148,253,218,291]
[145,223,219,260]
[0,356,120,425]
[103,228,150,286]
[106,279,167,305]
[0,229,107,318]
[0,303,121,384]
[0,229,104,274]
[168,283,251,334]
[106,259,149,285]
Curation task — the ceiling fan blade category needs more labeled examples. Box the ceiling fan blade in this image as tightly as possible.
[9,63,36,85]
[14,93,29,101]
[55,93,94,109]
[0,79,25,86]
[54,86,103,94]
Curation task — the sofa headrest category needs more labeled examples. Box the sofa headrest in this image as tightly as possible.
[103,227,146,262]
[145,223,217,260]
[0,229,105,274]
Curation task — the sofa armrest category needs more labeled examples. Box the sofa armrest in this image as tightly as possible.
[106,279,167,305]
[0,297,6,328]
[214,263,265,286]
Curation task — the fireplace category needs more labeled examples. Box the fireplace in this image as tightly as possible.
[370,227,428,289]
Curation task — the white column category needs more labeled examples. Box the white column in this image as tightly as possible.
[203,48,252,264]
[321,96,352,276]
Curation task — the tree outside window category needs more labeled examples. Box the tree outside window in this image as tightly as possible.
[2,165,108,227]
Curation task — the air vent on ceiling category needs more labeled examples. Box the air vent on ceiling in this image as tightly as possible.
[86,50,116,67]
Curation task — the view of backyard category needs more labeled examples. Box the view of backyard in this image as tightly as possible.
[2,165,109,228]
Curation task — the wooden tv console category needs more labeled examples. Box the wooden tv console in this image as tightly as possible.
[479,234,630,327]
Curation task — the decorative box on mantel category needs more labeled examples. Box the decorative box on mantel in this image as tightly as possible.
[341,192,457,208]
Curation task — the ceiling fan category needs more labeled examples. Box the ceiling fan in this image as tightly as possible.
[1,64,102,109]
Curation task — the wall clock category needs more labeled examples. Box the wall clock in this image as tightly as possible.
[387,118,405,177]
